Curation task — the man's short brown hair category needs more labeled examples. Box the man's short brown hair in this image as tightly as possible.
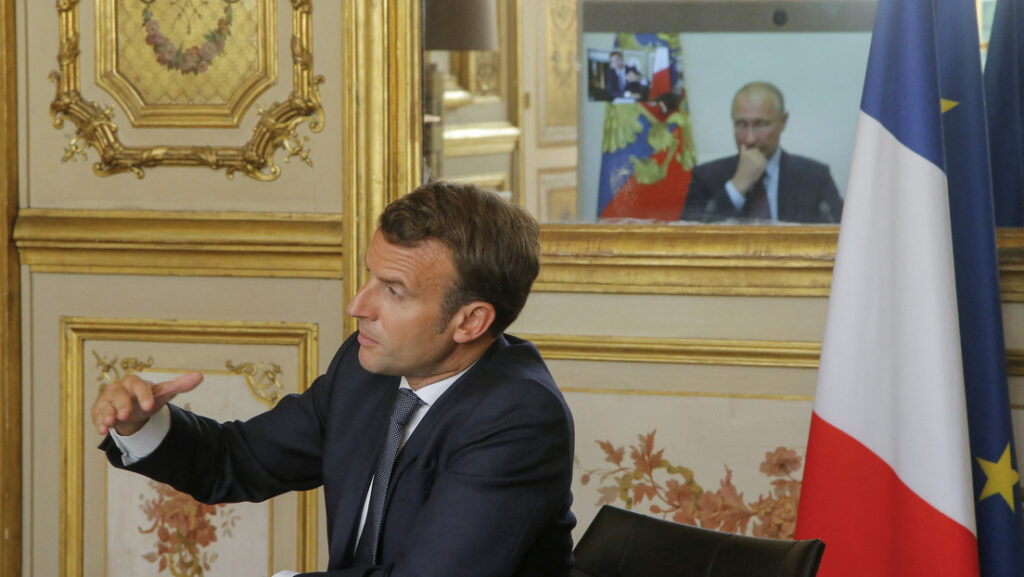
[378,181,540,336]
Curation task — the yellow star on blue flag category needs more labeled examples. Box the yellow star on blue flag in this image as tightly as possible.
[977,444,1021,511]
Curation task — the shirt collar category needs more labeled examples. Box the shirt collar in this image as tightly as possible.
[765,147,782,182]
[399,366,470,407]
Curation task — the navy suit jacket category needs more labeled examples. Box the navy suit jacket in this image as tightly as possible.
[680,150,843,224]
[604,67,626,99]
[103,333,576,577]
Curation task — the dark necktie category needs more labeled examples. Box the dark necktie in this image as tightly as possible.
[354,388,424,565]
[742,174,771,220]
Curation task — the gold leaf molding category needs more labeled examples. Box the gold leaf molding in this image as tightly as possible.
[14,209,342,278]
[520,332,1024,378]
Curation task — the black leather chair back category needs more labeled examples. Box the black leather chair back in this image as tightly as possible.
[571,505,825,577]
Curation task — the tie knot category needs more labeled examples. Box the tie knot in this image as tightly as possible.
[393,388,423,427]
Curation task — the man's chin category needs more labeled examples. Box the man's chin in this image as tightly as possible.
[356,349,398,377]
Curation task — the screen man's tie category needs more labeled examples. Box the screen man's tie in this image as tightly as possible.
[354,388,424,565]
[742,174,771,220]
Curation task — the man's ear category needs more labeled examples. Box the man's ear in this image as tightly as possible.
[451,302,497,343]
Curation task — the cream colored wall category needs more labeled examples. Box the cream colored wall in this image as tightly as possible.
[8,0,1024,575]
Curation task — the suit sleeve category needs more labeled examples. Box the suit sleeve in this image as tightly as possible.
[100,342,350,504]
[815,168,844,224]
[681,164,739,222]
[306,379,574,577]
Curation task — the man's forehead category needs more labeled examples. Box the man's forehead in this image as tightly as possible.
[366,232,453,275]
[732,92,779,117]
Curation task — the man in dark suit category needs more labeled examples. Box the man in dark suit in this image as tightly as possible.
[603,51,627,99]
[90,182,576,577]
[681,81,843,224]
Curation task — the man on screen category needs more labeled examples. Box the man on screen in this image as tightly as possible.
[604,50,628,99]
[681,81,844,224]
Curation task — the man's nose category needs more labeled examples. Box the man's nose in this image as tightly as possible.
[346,283,372,319]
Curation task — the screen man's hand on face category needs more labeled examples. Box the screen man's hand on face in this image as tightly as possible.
[730,145,768,194]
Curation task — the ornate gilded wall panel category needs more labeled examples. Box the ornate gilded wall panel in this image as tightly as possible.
[0,0,19,572]
[61,318,319,577]
[95,0,277,127]
[52,0,323,180]
[538,0,577,145]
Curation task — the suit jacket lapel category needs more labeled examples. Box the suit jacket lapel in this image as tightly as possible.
[332,374,400,562]
[388,335,511,485]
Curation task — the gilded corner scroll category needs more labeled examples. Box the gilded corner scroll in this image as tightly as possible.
[50,0,324,181]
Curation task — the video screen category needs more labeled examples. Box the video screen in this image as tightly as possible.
[578,1,876,224]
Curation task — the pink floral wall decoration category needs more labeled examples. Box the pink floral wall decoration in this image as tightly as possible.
[137,480,240,576]
[578,430,803,539]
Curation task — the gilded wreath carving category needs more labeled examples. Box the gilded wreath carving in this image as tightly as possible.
[50,0,325,181]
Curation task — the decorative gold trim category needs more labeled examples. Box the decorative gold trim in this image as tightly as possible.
[560,386,813,402]
[51,0,324,180]
[14,209,343,278]
[13,211,1024,300]
[998,228,1024,301]
[536,225,840,296]
[537,167,577,223]
[93,351,154,385]
[227,360,287,407]
[450,51,502,100]
[538,0,578,146]
[342,0,422,338]
[95,0,277,128]
[0,0,19,572]
[1009,348,1024,378]
[443,122,521,157]
[60,318,319,577]
[519,333,822,368]
[523,333,1024,377]
[442,73,473,110]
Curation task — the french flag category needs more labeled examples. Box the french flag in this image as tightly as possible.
[649,46,671,102]
[794,0,983,575]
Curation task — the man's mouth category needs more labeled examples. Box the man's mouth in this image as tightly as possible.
[357,330,379,347]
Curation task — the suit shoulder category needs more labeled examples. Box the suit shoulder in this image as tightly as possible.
[784,152,831,173]
[470,336,568,411]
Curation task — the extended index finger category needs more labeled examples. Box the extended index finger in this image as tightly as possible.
[151,371,204,403]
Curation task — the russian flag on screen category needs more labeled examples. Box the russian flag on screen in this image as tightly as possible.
[596,34,694,220]
[794,0,982,575]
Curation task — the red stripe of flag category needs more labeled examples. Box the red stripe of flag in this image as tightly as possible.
[796,413,980,577]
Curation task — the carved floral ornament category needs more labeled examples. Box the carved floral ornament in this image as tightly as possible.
[50,0,324,181]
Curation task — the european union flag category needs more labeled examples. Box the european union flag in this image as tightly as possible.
[937,2,1024,576]
[985,0,1024,226]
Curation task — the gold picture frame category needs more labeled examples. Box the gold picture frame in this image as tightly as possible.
[50,0,324,181]
[60,317,320,577]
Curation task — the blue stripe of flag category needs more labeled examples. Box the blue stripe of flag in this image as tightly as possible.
[860,0,944,169]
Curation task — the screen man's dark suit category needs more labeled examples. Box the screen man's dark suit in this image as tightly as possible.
[102,333,576,577]
[604,67,626,99]
[680,150,844,223]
